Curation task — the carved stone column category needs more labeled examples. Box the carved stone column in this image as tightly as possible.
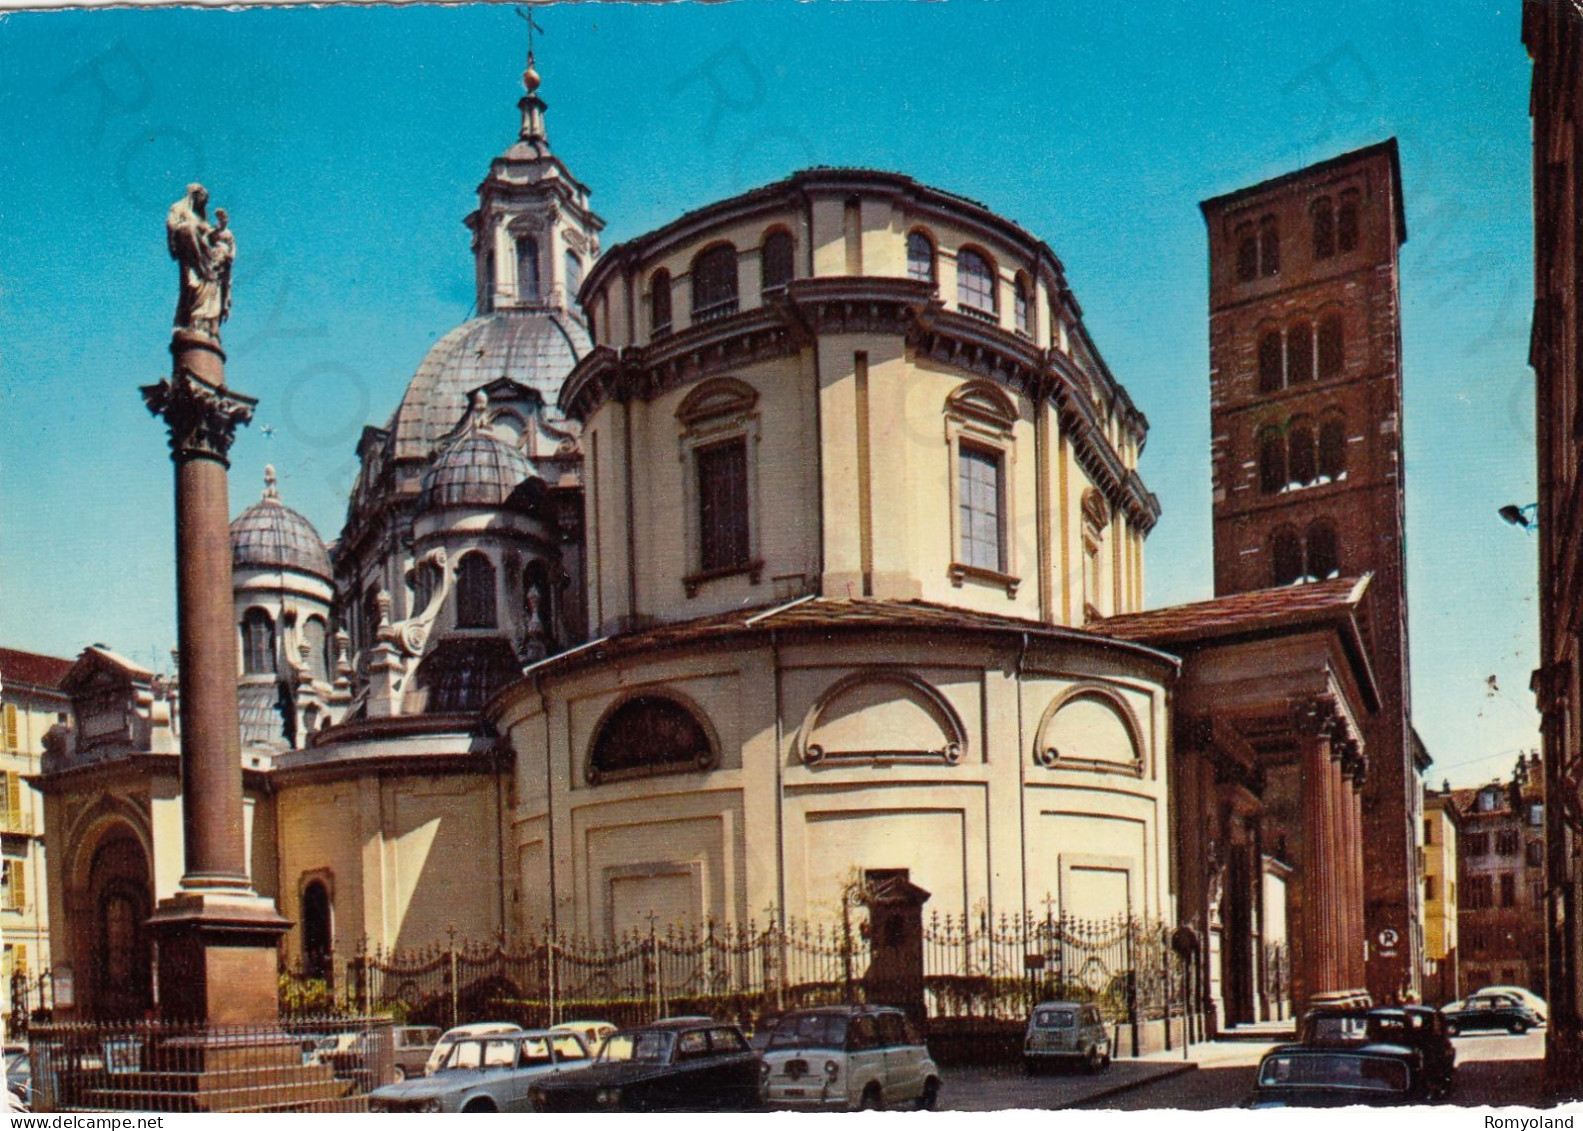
[141,331,289,1024]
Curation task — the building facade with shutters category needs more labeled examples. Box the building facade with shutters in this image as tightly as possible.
[1422,783,1462,1004]
[0,647,71,1024]
[1451,755,1546,996]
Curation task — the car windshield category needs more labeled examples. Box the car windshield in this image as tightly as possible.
[1034,1009,1077,1029]
[599,1031,675,1065]
[1309,1016,1369,1042]
[1259,1053,1409,1092]
[766,1014,849,1050]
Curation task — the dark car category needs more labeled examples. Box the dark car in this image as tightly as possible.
[1244,1043,1421,1108]
[1443,992,1542,1035]
[1301,1005,1455,1098]
[528,1018,762,1112]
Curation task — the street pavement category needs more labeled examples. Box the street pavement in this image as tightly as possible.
[938,1025,1548,1110]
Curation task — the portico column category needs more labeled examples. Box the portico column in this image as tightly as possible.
[1297,699,1345,1006]
[1347,750,1368,993]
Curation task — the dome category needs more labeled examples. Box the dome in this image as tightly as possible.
[231,468,333,578]
[419,427,535,512]
[389,309,591,461]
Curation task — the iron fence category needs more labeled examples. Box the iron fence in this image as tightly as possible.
[9,968,52,1039]
[28,1015,391,1113]
[281,909,1190,1033]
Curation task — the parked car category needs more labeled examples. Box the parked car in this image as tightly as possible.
[5,1049,30,1107]
[308,1032,362,1068]
[1244,1044,1421,1107]
[1023,1001,1111,1074]
[1470,985,1548,1023]
[424,1022,525,1076]
[388,1026,442,1082]
[1443,992,1543,1035]
[1301,1006,1455,1098]
[759,1005,941,1111]
[528,1018,762,1112]
[550,1020,617,1057]
[368,1030,590,1112]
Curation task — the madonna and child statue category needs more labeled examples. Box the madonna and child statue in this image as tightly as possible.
[166,183,235,344]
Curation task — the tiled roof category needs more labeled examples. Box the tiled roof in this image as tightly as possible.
[420,431,535,512]
[1099,576,1371,648]
[232,493,333,579]
[0,646,74,690]
[510,597,1180,695]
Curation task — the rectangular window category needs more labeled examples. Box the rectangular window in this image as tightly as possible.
[697,439,750,572]
[957,444,1003,572]
[1423,818,1434,847]
[1424,875,1438,902]
[1533,881,1547,906]
[1500,872,1517,908]
[3,772,20,833]
[1527,841,1545,867]
[2,704,16,752]
[1467,832,1490,857]
[1498,829,1520,855]
[1465,874,1493,910]
[2,859,25,911]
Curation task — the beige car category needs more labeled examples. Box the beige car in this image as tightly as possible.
[1024,1001,1112,1073]
[550,1020,617,1056]
[761,1005,940,1111]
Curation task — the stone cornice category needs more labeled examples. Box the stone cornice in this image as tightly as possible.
[560,275,1158,533]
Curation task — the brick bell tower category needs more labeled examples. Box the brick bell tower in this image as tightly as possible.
[1200,140,1422,1004]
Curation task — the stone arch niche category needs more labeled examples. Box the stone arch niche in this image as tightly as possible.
[796,670,968,767]
[300,875,334,980]
[67,818,154,1021]
[1032,685,1145,776]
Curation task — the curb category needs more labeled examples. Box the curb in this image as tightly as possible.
[1055,1061,1199,1109]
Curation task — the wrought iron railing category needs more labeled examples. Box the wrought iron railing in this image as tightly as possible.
[28,1015,392,1113]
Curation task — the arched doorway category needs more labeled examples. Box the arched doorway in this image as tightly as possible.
[301,880,333,981]
[85,833,152,1020]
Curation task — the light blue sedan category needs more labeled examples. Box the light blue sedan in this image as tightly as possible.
[368,1030,591,1112]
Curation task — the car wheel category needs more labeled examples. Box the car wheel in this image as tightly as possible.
[462,1098,496,1113]
[392,1066,406,1084]
[860,1084,883,1111]
[1511,1020,1530,1035]
[917,1078,940,1111]
[1085,1046,1103,1074]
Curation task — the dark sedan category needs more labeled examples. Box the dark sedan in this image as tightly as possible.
[1301,1005,1455,1098]
[528,1018,761,1112]
[1443,992,1542,1035]
[1244,1044,1420,1107]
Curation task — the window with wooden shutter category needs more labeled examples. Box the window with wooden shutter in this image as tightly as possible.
[2,705,16,752]
[5,772,19,831]
[696,439,750,572]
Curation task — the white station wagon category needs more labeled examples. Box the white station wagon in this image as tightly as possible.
[760,1005,941,1111]
[1024,1000,1112,1073]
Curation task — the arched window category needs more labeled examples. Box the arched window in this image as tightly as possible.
[1287,322,1314,384]
[691,243,739,323]
[516,235,540,301]
[1272,529,1304,586]
[1013,275,1032,336]
[303,616,329,683]
[455,552,497,629]
[241,608,274,675]
[1337,191,1360,252]
[650,268,672,337]
[1317,314,1344,379]
[1307,521,1340,581]
[1259,215,1281,277]
[301,880,332,980]
[907,231,936,284]
[1258,330,1284,393]
[760,229,794,296]
[564,250,583,300]
[957,248,997,318]
[1288,419,1317,486]
[1311,197,1335,260]
[1318,417,1347,482]
[1236,229,1259,283]
[1259,427,1288,495]
[588,695,715,784]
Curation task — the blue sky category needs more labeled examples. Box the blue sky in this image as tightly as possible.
[0,1,1538,787]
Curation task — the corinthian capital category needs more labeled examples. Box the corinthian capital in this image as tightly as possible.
[141,369,256,464]
[1292,696,1340,741]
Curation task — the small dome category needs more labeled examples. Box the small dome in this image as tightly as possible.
[389,310,591,462]
[419,428,535,512]
[231,467,332,578]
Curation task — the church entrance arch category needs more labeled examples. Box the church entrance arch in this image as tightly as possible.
[85,831,152,1020]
